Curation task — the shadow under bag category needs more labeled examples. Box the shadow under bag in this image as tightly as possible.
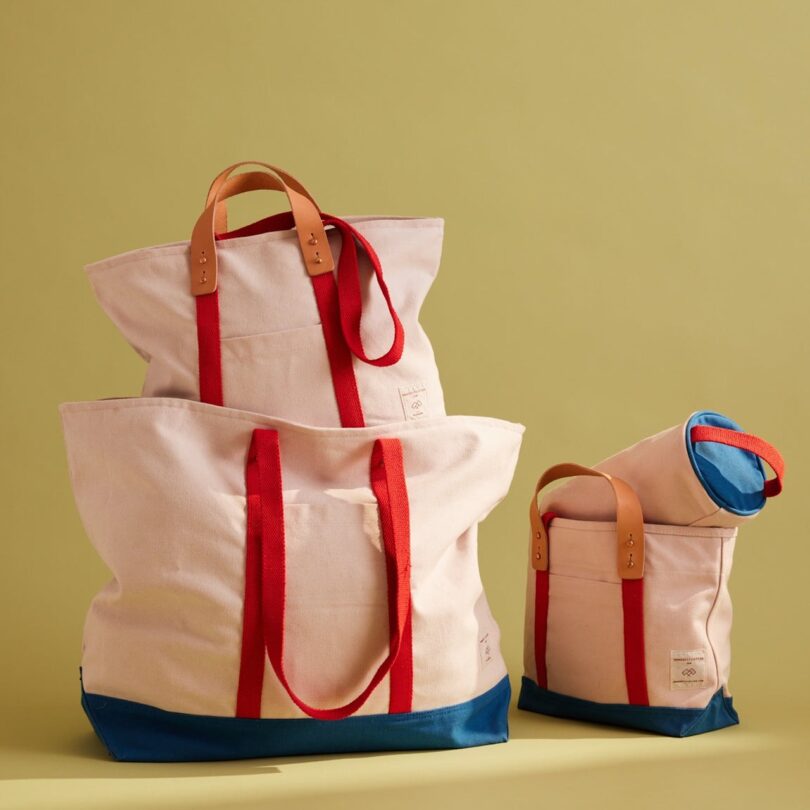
[61,161,523,761]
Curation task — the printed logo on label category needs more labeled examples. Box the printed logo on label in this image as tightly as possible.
[479,633,493,668]
[670,649,706,690]
[399,384,428,421]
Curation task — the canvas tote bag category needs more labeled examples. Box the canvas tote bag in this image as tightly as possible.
[518,417,783,736]
[519,464,740,736]
[85,162,446,426]
[61,161,524,761]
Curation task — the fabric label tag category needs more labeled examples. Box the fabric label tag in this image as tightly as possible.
[479,633,493,668]
[399,384,428,421]
[670,649,706,689]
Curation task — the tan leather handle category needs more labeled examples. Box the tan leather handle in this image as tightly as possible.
[189,161,335,295]
[530,463,645,579]
[213,171,286,234]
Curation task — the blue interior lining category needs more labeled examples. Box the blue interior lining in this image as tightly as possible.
[685,410,766,516]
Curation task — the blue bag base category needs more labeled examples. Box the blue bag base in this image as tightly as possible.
[81,674,511,762]
[517,677,739,737]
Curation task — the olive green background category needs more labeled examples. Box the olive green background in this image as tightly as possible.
[1,1,807,808]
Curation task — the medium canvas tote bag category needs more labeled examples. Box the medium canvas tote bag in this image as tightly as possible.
[518,416,784,737]
[60,160,524,762]
[85,162,446,427]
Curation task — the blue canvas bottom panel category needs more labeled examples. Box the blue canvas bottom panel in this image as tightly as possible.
[81,675,511,762]
[517,676,739,737]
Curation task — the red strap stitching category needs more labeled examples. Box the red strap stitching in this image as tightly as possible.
[690,425,784,497]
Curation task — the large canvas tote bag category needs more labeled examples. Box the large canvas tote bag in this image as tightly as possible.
[61,400,522,761]
[85,162,446,426]
[519,464,741,737]
[61,160,525,762]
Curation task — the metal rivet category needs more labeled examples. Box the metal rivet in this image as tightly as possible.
[627,558,635,568]
[313,255,323,264]
[199,256,207,264]
[535,531,542,539]
[626,538,634,546]
[308,235,318,245]
[535,552,541,560]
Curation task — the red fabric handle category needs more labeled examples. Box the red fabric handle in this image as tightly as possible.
[215,211,405,367]
[690,425,785,498]
[327,216,405,367]
[239,430,412,720]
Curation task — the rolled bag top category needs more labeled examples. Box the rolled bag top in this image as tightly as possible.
[541,410,784,528]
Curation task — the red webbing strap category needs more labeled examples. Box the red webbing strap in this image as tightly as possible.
[621,578,650,705]
[533,512,556,689]
[311,271,366,427]
[235,439,264,717]
[195,292,224,406]
[236,430,412,720]
[690,425,785,497]
[369,438,413,714]
[327,217,405,367]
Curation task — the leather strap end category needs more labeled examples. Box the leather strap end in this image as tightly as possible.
[530,505,549,571]
[190,217,218,295]
[290,186,334,276]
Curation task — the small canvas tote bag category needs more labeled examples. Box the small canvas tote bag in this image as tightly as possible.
[519,416,784,736]
[62,160,524,762]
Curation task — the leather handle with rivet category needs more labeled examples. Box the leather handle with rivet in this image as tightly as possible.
[530,463,645,580]
[190,161,334,295]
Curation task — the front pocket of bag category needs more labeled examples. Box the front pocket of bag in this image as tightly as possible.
[546,572,627,704]
[220,325,340,425]
[267,496,393,713]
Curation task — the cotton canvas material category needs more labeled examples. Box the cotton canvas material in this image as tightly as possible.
[61,398,523,719]
[523,517,736,709]
[85,217,446,426]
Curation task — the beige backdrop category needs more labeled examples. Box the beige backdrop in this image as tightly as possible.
[0,2,807,808]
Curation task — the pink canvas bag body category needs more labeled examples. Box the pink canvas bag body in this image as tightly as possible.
[61,161,524,761]
[519,413,784,736]
[86,163,446,426]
